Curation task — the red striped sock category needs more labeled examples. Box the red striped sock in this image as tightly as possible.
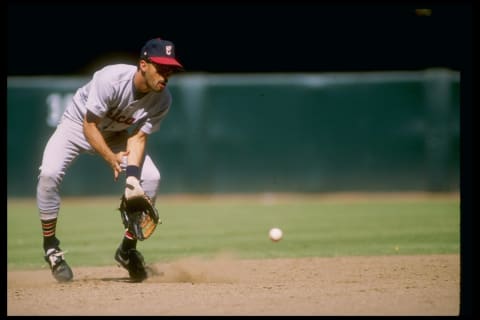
[41,218,57,238]
[41,218,59,251]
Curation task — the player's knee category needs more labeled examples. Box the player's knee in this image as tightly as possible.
[143,166,161,184]
[151,168,161,183]
[141,167,160,202]
[37,173,62,215]
[37,171,62,193]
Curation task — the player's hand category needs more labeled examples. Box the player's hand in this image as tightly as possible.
[111,151,129,181]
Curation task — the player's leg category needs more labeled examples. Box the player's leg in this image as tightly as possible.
[139,154,161,204]
[106,132,151,280]
[37,120,88,282]
[114,154,161,281]
[108,132,160,280]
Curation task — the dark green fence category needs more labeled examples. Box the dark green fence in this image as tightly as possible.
[7,69,460,196]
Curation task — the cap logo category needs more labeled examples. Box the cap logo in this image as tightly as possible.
[165,45,172,55]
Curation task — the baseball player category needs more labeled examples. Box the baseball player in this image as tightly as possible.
[36,37,184,282]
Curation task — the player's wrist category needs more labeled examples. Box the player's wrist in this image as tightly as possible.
[126,165,140,180]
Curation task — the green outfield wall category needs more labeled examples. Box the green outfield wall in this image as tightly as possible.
[7,69,460,196]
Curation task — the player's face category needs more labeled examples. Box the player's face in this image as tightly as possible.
[144,61,177,92]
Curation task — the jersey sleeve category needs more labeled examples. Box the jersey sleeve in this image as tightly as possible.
[84,69,116,118]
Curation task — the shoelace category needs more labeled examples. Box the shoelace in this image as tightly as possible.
[47,250,68,268]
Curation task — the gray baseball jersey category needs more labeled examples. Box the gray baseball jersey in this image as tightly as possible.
[62,64,171,135]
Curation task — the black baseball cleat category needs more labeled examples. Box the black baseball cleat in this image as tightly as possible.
[44,248,74,282]
[115,247,148,282]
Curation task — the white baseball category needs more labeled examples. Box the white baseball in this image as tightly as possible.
[269,227,283,242]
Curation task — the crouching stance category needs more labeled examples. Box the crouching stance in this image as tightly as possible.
[36,37,183,282]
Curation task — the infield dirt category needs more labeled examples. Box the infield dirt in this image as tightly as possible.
[8,253,459,316]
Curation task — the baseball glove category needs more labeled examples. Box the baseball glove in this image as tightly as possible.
[119,194,160,241]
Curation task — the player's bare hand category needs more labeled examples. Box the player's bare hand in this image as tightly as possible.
[112,151,130,181]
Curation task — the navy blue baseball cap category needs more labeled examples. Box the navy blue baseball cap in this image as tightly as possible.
[140,38,183,69]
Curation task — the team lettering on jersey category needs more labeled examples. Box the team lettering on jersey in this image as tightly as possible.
[106,108,135,125]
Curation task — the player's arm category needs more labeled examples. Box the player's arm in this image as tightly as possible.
[124,105,166,198]
[126,129,147,168]
[123,129,148,199]
[120,129,159,242]
[83,110,129,181]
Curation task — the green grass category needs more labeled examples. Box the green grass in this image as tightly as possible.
[7,196,460,270]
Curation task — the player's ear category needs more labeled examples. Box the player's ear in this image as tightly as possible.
[139,59,148,71]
